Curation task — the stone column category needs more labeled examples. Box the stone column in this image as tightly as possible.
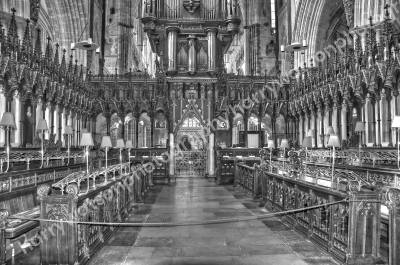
[169,133,174,177]
[318,108,324,147]
[299,115,304,145]
[208,133,215,177]
[243,111,249,147]
[332,103,338,136]
[312,110,317,148]
[134,114,140,147]
[187,35,197,75]
[243,26,250,75]
[14,96,21,146]
[376,96,382,147]
[54,106,59,141]
[0,94,5,145]
[150,113,155,147]
[91,116,97,140]
[206,28,218,72]
[341,103,347,142]
[19,100,25,147]
[324,106,330,146]
[36,100,42,128]
[167,27,179,74]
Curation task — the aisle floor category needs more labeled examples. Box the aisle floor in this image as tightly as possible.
[89,178,338,265]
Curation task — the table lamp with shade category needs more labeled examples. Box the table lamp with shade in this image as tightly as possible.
[391,116,400,169]
[326,126,335,146]
[0,112,16,173]
[354,121,365,165]
[64,125,73,165]
[116,139,125,178]
[36,119,48,168]
[280,139,289,168]
[267,140,275,173]
[327,134,340,189]
[126,140,133,173]
[80,133,94,193]
[101,136,112,183]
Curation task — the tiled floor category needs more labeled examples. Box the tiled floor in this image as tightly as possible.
[88,178,338,265]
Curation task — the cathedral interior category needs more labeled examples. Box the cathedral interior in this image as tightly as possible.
[0,0,399,264]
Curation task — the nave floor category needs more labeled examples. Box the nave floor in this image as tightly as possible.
[88,178,338,265]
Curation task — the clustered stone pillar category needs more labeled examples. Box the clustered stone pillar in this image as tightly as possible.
[206,28,218,72]
[341,103,347,143]
[167,27,179,74]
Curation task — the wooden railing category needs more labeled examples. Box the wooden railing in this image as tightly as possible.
[227,147,400,264]
[235,163,260,199]
[0,163,151,265]
[36,169,138,265]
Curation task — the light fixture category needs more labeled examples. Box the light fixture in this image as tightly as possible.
[36,119,48,168]
[64,125,73,165]
[74,38,99,51]
[391,116,400,169]
[267,140,275,173]
[70,42,75,51]
[354,121,365,165]
[284,40,307,52]
[325,126,335,148]
[116,139,125,179]
[327,134,340,189]
[280,139,289,169]
[80,133,94,193]
[0,112,16,173]
[101,136,112,183]
[126,140,133,173]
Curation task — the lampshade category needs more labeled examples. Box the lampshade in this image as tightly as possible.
[267,140,275,149]
[326,126,335,135]
[392,116,400,128]
[280,139,289,149]
[36,119,48,131]
[100,136,112,147]
[126,140,133,148]
[327,134,340,147]
[307,129,314,137]
[80,133,94,146]
[116,139,125,148]
[0,112,16,129]
[354,121,365,132]
[64,125,73,135]
[302,136,313,148]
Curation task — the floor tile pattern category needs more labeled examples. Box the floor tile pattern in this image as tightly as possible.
[88,178,338,265]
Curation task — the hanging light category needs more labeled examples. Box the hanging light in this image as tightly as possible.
[74,37,99,51]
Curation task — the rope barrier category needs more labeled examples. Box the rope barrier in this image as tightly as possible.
[8,198,356,227]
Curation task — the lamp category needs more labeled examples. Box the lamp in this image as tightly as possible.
[327,134,340,189]
[116,139,125,178]
[126,140,133,173]
[0,112,16,173]
[267,140,275,173]
[354,121,365,165]
[80,133,94,193]
[36,119,48,168]
[391,116,400,169]
[280,139,289,169]
[64,125,73,165]
[101,136,112,182]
